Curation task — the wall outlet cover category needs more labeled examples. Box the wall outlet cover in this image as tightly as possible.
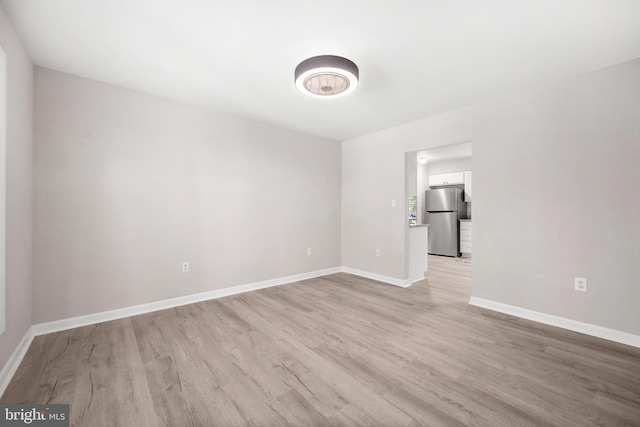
[574,277,587,292]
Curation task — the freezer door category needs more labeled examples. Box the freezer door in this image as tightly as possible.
[425,188,457,212]
[426,212,459,257]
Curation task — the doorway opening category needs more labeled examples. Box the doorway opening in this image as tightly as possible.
[405,142,472,285]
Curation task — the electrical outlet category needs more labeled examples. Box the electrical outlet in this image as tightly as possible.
[574,277,587,292]
[375,249,381,257]
[391,199,397,208]
[307,248,312,256]
[182,262,189,273]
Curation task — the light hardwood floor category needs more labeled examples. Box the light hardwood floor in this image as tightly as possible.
[3,256,640,426]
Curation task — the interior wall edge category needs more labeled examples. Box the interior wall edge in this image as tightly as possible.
[341,266,412,288]
[0,0,34,380]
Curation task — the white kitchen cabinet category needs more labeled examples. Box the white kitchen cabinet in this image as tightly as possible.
[460,221,472,256]
[464,171,472,202]
[429,172,464,187]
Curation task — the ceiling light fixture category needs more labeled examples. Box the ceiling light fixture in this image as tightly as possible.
[294,55,359,98]
[418,156,428,164]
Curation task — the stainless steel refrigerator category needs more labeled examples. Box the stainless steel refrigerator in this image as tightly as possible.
[425,188,467,257]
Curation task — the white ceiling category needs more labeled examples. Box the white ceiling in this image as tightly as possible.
[3,0,640,141]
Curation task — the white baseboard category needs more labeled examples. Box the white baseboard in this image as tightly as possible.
[0,327,35,397]
[407,276,427,285]
[1,265,405,397]
[0,267,342,397]
[32,267,342,337]
[341,267,412,288]
[469,297,640,349]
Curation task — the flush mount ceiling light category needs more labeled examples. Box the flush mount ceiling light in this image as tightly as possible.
[294,55,359,98]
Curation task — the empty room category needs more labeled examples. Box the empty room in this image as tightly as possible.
[1,1,639,426]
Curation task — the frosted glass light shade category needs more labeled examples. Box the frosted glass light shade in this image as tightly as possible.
[294,55,359,98]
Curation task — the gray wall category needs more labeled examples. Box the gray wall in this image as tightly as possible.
[473,59,639,334]
[33,68,341,324]
[0,3,33,369]
[342,58,640,335]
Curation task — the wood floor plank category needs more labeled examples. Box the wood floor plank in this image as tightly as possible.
[2,255,640,426]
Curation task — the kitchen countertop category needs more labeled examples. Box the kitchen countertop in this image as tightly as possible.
[409,224,429,227]
[459,219,472,222]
